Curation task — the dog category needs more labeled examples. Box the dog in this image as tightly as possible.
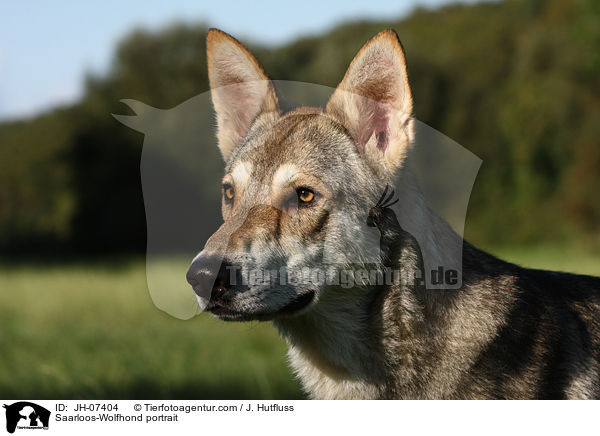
[186,28,600,399]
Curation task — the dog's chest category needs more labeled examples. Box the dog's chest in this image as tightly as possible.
[286,345,380,399]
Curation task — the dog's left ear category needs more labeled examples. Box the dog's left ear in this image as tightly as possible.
[326,30,414,178]
[207,29,279,161]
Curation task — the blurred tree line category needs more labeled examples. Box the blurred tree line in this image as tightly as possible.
[0,0,598,255]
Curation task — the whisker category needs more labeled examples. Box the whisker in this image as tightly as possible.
[383,188,396,205]
[384,198,399,208]
[377,185,390,206]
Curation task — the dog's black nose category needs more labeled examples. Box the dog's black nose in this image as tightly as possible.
[186,254,233,299]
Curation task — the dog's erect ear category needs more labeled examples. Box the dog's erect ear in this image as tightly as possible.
[326,30,414,177]
[206,29,279,161]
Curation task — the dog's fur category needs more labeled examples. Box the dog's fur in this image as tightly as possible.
[187,28,600,399]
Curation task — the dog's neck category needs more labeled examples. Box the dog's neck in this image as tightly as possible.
[274,284,388,399]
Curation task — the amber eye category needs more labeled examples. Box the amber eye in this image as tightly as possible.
[297,187,315,204]
[223,184,234,202]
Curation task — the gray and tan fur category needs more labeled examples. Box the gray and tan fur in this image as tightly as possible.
[186,29,600,399]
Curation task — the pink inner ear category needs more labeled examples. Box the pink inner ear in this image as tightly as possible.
[375,130,388,150]
[362,102,391,151]
[224,82,261,136]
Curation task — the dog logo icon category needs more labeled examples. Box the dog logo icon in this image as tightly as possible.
[3,402,50,433]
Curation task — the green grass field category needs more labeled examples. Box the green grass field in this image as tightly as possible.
[0,245,598,399]
[0,259,303,399]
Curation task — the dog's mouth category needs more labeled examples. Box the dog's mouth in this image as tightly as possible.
[206,291,315,321]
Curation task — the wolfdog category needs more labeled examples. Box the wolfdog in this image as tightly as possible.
[186,28,600,399]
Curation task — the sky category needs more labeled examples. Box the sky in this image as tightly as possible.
[0,0,480,121]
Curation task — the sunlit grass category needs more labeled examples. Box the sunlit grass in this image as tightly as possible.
[0,260,303,399]
[488,244,600,277]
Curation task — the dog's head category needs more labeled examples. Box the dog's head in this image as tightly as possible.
[187,29,414,321]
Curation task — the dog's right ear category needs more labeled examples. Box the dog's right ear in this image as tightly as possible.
[206,29,279,161]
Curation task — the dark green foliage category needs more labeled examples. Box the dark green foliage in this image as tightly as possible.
[0,0,598,254]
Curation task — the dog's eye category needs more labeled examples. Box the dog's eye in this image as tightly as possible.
[297,187,315,204]
[223,184,234,202]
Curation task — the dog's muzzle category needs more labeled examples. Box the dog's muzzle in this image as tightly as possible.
[186,252,315,320]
